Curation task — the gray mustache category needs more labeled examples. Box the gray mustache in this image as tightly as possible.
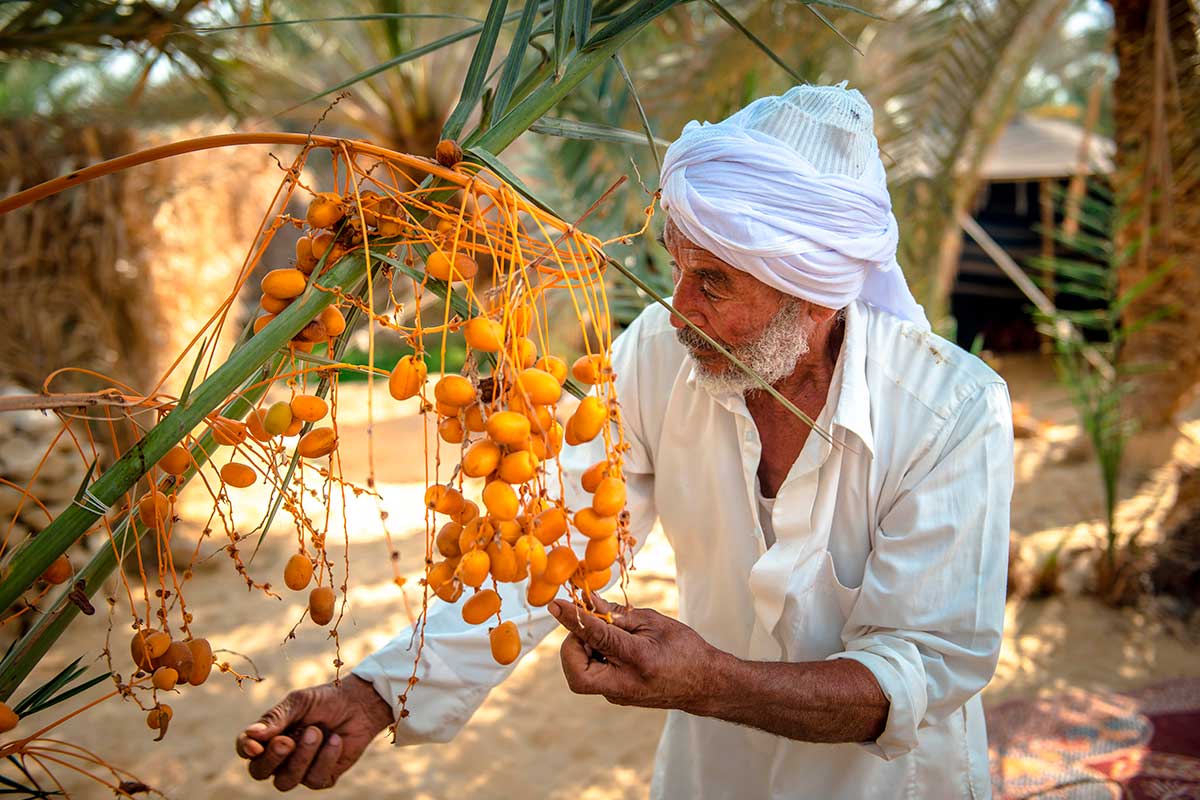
[675,326,726,353]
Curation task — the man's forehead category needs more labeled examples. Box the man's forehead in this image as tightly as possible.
[663,219,739,279]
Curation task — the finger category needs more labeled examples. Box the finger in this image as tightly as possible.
[243,691,307,745]
[559,633,605,695]
[273,726,324,792]
[581,591,617,615]
[585,592,652,628]
[302,733,345,790]
[549,599,636,660]
[247,735,295,781]
[580,592,640,630]
[236,731,265,759]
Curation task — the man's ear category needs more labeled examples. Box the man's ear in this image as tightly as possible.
[806,302,841,325]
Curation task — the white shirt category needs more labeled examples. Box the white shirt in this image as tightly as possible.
[353,299,1014,799]
[756,481,778,548]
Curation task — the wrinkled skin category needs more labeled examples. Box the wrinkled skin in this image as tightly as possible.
[664,216,843,496]
[549,594,721,713]
[550,593,889,744]
[664,217,797,372]
[235,675,393,792]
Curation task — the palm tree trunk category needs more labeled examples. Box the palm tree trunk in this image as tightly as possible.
[1111,0,1200,428]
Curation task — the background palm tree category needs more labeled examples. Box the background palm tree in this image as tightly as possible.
[1110,0,1200,429]
[859,0,1075,327]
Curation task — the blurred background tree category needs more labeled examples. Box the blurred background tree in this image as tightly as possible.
[1109,0,1200,429]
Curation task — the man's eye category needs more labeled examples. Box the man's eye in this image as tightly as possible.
[700,283,721,301]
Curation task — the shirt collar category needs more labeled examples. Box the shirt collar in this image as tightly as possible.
[683,300,875,457]
[829,300,874,457]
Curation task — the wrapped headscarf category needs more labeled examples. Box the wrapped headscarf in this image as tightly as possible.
[660,82,930,329]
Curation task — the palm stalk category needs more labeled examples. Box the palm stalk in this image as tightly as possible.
[0,0,864,704]
[0,0,695,702]
[0,250,368,615]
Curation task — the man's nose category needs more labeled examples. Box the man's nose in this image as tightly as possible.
[669,279,704,332]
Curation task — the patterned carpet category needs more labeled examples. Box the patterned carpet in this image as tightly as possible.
[988,679,1200,799]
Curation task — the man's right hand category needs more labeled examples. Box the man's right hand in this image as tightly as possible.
[235,674,395,791]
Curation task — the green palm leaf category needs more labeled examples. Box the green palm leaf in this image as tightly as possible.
[191,12,487,32]
[493,0,543,120]
[554,0,573,78]
[276,10,523,120]
[530,114,671,146]
[442,0,511,140]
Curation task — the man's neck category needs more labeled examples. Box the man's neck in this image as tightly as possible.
[745,312,845,498]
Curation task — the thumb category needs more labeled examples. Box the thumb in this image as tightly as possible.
[246,690,309,740]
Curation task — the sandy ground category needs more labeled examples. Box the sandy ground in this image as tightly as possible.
[9,355,1200,799]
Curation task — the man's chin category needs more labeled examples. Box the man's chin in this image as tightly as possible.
[686,349,729,373]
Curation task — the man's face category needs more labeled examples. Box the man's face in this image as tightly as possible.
[664,218,816,393]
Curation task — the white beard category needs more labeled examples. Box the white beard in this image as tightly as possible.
[675,299,812,396]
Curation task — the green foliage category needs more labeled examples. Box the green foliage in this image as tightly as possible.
[10,657,109,719]
[0,0,242,114]
[1032,181,1172,574]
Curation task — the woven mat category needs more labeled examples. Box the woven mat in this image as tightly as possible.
[988,679,1200,799]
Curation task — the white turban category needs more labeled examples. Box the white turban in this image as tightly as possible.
[660,83,930,330]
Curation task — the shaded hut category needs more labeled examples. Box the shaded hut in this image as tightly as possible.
[950,115,1115,351]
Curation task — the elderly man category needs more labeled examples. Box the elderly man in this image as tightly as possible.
[236,83,1013,798]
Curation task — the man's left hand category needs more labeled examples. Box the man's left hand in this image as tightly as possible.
[547,594,723,712]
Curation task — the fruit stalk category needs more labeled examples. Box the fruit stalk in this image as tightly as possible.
[0,250,368,616]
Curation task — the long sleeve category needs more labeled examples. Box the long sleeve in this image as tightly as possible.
[827,381,1013,760]
[352,314,661,744]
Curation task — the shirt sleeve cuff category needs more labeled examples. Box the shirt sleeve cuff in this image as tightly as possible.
[827,648,928,760]
[351,636,488,746]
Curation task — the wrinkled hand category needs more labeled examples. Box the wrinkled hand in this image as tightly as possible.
[548,594,722,712]
[235,675,394,792]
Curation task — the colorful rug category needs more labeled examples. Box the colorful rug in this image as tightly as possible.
[988,679,1200,799]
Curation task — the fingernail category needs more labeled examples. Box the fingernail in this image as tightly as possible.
[247,723,266,733]
[329,734,341,747]
[274,739,292,755]
[304,728,320,745]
